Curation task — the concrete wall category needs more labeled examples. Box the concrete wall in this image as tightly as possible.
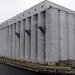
[37,12,45,63]
[16,22,20,59]
[46,8,59,63]
[0,1,75,64]
[25,17,31,61]
[12,24,16,58]
[68,14,75,60]
[31,15,38,62]
[59,11,68,61]
[20,20,25,60]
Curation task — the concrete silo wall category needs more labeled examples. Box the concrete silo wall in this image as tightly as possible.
[0,0,75,65]
[46,8,59,63]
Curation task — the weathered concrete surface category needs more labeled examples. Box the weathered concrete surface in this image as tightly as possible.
[16,22,20,59]
[12,24,16,58]
[37,12,45,63]
[8,26,12,58]
[25,18,31,61]
[59,11,68,61]
[31,15,38,63]
[0,0,75,65]
[68,14,75,60]
[46,8,59,63]
[20,20,25,60]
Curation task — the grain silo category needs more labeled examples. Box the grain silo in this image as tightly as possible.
[0,0,75,74]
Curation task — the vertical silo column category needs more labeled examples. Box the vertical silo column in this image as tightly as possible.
[2,28,4,57]
[16,22,20,59]
[7,27,9,58]
[2,29,4,57]
[0,30,2,56]
[38,12,45,63]
[60,11,68,61]
[12,24,16,59]
[4,27,7,57]
[4,28,6,57]
[2,29,3,56]
[46,8,59,64]
[1,30,3,56]
[68,14,75,60]
[8,26,12,58]
[0,29,2,56]
[7,26,9,58]
[20,19,25,60]
[8,26,10,57]
[5,27,8,57]
[2,29,4,56]
[25,17,31,61]
[31,15,38,62]
[0,30,1,56]
[4,27,6,57]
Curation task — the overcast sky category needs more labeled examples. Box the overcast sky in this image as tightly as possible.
[0,0,75,23]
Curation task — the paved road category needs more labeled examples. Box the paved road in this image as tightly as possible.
[0,63,71,75]
[0,63,44,75]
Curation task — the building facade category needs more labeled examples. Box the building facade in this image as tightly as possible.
[0,0,75,64]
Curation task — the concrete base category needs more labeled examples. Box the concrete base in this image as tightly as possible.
[31,60,38,64]
[25,59,31,63]
[20,58,25,61]
[37,60,47,65]
[60,60,75,66]
[47,62,59,66]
